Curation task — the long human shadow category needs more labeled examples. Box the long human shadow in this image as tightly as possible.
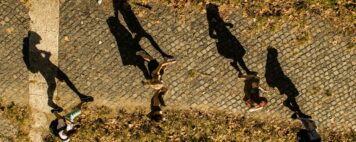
[265,47,310,118]
[265,47,321,141]
[113,0,173,58]
[206,4,254,75]
[107,16,151,79]
[22,31,93,112]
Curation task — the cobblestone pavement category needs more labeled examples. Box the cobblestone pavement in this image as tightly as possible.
[0,1,30,140]
[1,0,355,133]
[0,0,30,103]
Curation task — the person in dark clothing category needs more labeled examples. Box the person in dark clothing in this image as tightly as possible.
[50,102,84,142]
[229,57,266,112]
[295,113,321,142]
[239,73,268,112]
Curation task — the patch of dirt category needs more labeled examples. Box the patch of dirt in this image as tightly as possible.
[0,100,31,141]
[132,0,355,36]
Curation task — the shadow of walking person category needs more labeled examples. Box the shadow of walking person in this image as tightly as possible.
[107,16,151,79]
[22,31,94,112]
[206,3,255,75]
[265,47,310,119]
[113,0,174,58]
[265,47,320,141]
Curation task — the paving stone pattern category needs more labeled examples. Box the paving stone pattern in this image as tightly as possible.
[0,0,354,133]
[0,0,30,103]
[56,1,355,132]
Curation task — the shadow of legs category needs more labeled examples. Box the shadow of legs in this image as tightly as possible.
[230,61,243,77]
[283,97,300,112]
[237,57,255,74]
[57,68,93,102]
[284,97,311,119]
[47,82,63,112]
[135,33,174,58]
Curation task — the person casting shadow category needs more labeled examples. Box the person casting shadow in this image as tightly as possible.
[265,47,310,119]
[206,4,254,75]
[136,50,176,87]
[107,16,151,79]
[239,74,268,112]
[22,31,93,112]
[147,87,167,122]
[113,0,174,58]
[295,114,321,142]
[49,102,85,141]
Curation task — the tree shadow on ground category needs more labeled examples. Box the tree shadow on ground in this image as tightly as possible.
[206,3,254,75]
[107,16,151,79]
[22,31,93,112]
[113,0,173,58]
[265,47,310,119]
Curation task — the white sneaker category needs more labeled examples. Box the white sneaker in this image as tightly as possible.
[248,107,263,112]
[97,0,102,5]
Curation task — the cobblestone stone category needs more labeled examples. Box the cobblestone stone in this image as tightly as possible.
[0,119,18,139]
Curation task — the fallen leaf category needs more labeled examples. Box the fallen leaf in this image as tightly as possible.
[5,27,14,33]
[64,36,70,41]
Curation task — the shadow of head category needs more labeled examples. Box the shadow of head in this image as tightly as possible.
[206,3,219,21]
[23,31,43,73]
[23,31,43,55]
[267,46,278,57]
[206,3,219,13]
[29,31,42,45]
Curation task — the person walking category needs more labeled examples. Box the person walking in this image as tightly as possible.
[50,102,85,142]
[147,87,168,121]
[236,71,268,112]
[136,50,176,90]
